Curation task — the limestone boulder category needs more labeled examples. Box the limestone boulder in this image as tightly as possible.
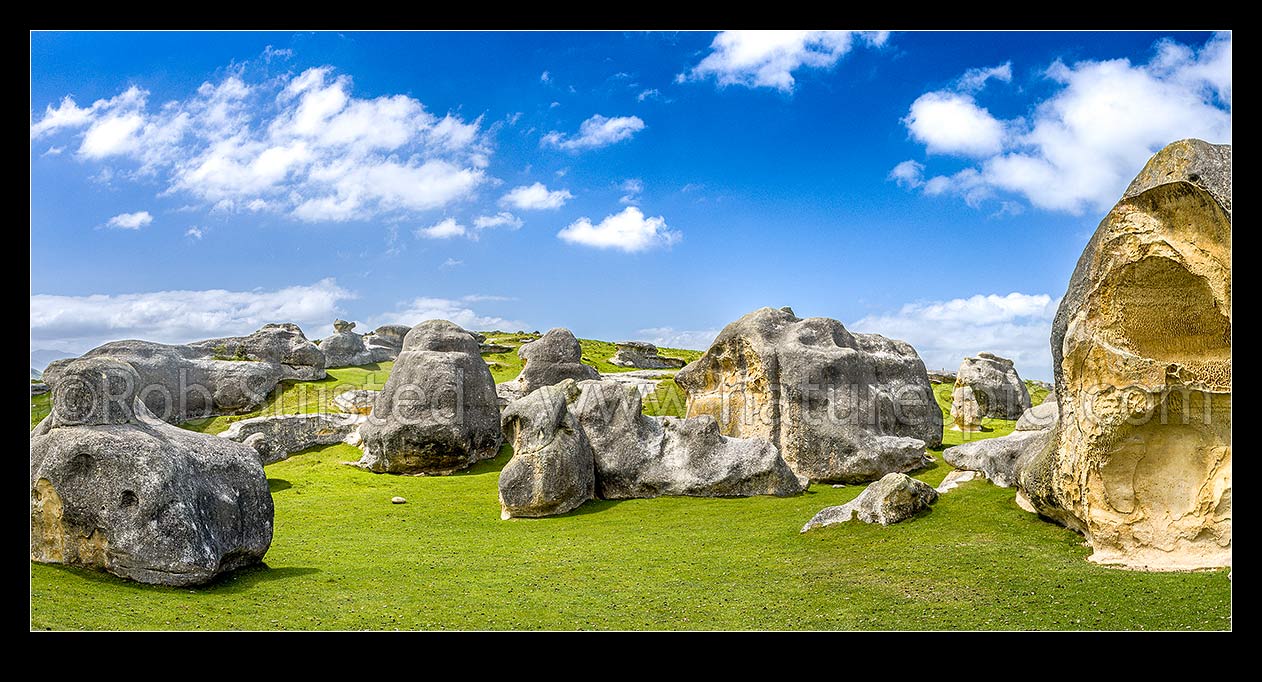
[572,379,805,499]
[363,324,411,360]
[191,323,326,381]
[1021,138,1232,570]
[609,341,687,369]
[953,352,1030,420]
[498,380,595,518]
[944,428,1054,488]
[950,385,981,432]
[333,319,356,333]
[30,358,273,586]
[355,320,502,474]
[675,307,941,483]
[508,328,599,396]
[801,473,938,531]
[43,323,327,424]
[45,339,283,424]
[220,412,364,465]
[1015,399,1058,432]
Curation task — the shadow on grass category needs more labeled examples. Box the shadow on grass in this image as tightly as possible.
[34,561,321,593]
[212,564,322,592]
[268,478,292,492]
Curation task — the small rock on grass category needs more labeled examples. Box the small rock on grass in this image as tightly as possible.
[391,496,407,504]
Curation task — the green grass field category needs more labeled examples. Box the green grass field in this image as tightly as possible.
[29,350,1230,630]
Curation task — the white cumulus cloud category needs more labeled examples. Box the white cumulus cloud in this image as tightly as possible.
[684,30,889,92]
[185,226,204,240]
[415,218,466,239]
[851,292,1058,381]
[557,206,680,253]
[30,64,489,224]
[542,114,645,150]
[898,32,1232,215]
[500,182,573,210]
[105,211,153,230]
[905,92,1006,157]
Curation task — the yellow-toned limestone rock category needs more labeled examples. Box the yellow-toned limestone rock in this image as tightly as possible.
[1022,139,1231,570]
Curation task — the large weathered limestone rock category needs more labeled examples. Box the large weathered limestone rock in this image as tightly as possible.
[30,358,273,586]
[950,385,981,432]
[675,307,941,483]
[220,412,364,465]
[355,320,502,474]
[801,473,938,531]
[573,379,805,500]
[498,380,595,518]
[953,352,1030,420]
[1021,139,1231,571]
[42,323,327,424]
[501,328,599,397]
[496,378,804,518]
[609,341,687,369]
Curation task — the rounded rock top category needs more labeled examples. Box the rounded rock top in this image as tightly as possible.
[391,496,407,504]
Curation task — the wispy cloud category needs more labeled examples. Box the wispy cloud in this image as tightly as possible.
[542,114,645,151]
[105,210,153,230]
[683,30,889,92]
[501,182,573,210]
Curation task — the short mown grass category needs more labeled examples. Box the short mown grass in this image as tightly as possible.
[30,356,1230,630]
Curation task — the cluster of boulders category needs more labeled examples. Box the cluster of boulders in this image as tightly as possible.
[28,138,1231,589]
[498,378,805,518]
[941,139,1232,570]
[30,357,274,586]
[609,341,686,369]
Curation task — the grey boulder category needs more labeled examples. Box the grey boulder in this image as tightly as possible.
[43,323,326,424]
[30,357,273,586]
[573,379,805,500]
[355,320,502,474]
[498,380,595,518]
[1014,397,1058,431]
[220,412,364,465]
[362,324,412,360]
[801,472,938,531]
[676,307,941,483]
[953,352,1031,420]
[505,328,598,396]
[942,428,1054,488]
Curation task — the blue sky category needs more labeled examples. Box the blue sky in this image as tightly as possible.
[29,31,1232,380]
